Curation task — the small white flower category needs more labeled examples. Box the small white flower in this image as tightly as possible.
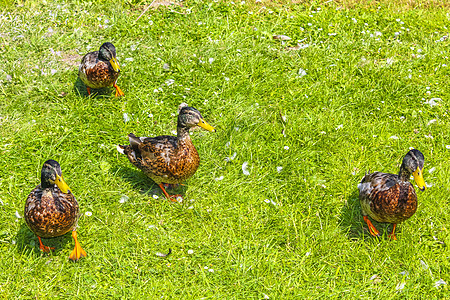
[188,206,194,209]
[284,146,289,150]
[208,268,214,273]
[446,145,450,149]
[335,124,343,130]
[165,79,175,86]
[369,274,378,281]
[390,135,399,140]
[399,271,409,276]
[264,199,270,203]
[225,152,237,162]
[187,249,194,254]
[215,176,224,181]
[320,131,327,135]
[396,281,406,290]
[119,195,129,203]
[435,279,447,288]
[85,211,92,216]
[123,113,130,123]
[425,134,433,139]
[276,166,283,173]
[297,68,307,78]
[224,77,230,81]
[15,211,21,219]
[148,113,153,118]
[209,58,214,64]
[242,162,250,175]
[427,119,437,126]
[352,18,357,23]
[424,98,441,107]
[152,195,159,199]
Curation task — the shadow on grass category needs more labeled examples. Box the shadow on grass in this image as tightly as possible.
[339,189,393,241]
[15,221,73,258]
[73,77,116,99]
[110,165,187,198]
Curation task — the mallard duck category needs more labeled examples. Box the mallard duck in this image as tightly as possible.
[24,160,86,261]
[78,42,124,97]
[358,149,426,240]
[117,104,216,200]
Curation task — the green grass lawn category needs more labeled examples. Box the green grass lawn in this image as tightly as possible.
[0,0,449,298]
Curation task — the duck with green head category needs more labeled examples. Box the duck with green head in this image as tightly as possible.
[24,160,86,261]
[358,149,427,240]
[117,104,216,200]
[78,42,124,97]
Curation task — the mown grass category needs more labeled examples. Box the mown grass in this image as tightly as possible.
[0,0,449,298]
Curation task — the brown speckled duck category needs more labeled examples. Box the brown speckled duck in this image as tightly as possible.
[117,104,216,200]
[358,149,426,240]
[24,160,86,261]
[78,42,124,97]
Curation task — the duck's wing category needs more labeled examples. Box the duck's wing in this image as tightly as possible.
[118,133,179,177]
[358,171,399,198]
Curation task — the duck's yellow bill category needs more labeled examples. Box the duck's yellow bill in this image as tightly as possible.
[55,174,71,194]
[109,57,120,72]
[198,118,216,132]
[412,167,426,191]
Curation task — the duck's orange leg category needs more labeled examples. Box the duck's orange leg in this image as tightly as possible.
[69,231,86,262]
[158,183,182,202]
[86,87,91,95]
[38,236,54,253]
[113,83,124,97]
[388,224,398,240]
[363,216,381,237]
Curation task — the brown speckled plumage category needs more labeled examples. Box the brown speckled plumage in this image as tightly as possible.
[358,149,426,239]
[118,105,215,199]
[79,57,118,89]
[25,186,79,238]
[123,134,200,185]
[359,172,417,224]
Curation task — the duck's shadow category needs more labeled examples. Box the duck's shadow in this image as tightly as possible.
[73,77,115,99]
[15,222,73,258]
[111,166,187,198]
[338,189,392,241]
